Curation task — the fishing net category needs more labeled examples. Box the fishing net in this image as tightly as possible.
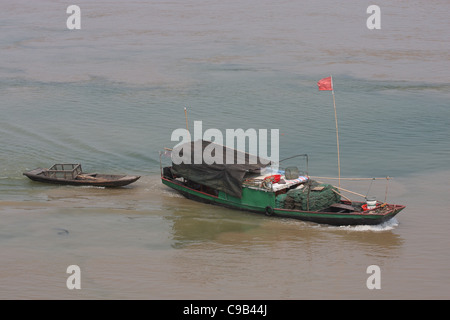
[280,181,341,211]
[275,194,288,208]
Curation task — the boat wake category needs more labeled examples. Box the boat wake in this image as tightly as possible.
[328,218,399,232]
[80,185,106,189]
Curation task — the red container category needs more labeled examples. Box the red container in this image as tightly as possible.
[264,174,281,183]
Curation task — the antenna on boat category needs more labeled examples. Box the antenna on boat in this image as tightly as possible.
[184,107,189,132]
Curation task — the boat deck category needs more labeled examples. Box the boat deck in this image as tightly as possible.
[242,172,309,192]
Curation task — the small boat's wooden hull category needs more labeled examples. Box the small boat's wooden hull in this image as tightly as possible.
[24,168,140,187]
[161,177,405,226]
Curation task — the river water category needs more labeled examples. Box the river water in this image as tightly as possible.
[0,0,449,300]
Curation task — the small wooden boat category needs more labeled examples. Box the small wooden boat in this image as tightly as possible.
[23,163,140,187]
[160,141,405,226]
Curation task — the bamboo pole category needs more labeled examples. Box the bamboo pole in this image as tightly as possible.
[384,176,390,202]
[332,185,366,198]
[315,179,353,202]
[311,176,392,181]
[331,188,352,202]
[159,151,163,177]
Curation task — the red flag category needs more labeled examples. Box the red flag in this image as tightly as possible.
[317,77,333,91]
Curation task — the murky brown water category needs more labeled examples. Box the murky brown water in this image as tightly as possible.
[1,172,449,299]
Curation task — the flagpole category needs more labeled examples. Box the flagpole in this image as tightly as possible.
[331,76,341,188]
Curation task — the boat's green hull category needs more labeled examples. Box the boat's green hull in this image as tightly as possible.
[162,177,404,226]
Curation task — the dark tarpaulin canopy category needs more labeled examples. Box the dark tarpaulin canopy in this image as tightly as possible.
[170,140,271,198]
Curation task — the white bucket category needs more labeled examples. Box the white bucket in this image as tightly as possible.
[366,197,377,210]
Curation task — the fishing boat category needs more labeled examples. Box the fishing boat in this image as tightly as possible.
[23,163,140,187]
[160,140,405,226]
